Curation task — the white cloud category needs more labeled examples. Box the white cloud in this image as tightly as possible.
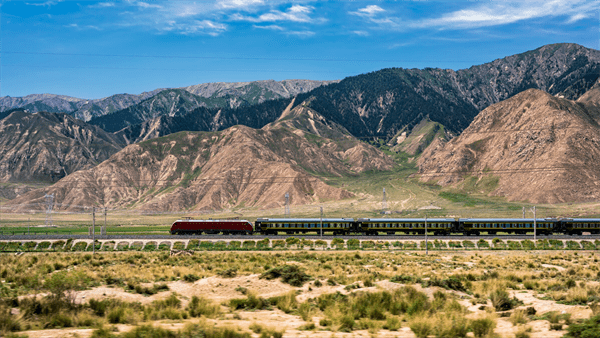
[66,23,102,31]
[418,0,600,29]
[351,5,385,17]
[26,0,63,6]
[349,4,398,28]
[217,0,264,10]
[232,5,315,23]
[352,30,369,36]
[348,0,599,33]
[136,1,163,9]
[161,19,227,36]
[89,2,116,8]
[286,30,315,37]
[253,24,285,30]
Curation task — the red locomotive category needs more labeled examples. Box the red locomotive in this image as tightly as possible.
[170,219,253,235]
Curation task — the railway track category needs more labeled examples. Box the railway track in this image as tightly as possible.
[1,234,599,241]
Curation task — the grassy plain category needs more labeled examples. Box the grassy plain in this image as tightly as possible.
[1,250,599,337]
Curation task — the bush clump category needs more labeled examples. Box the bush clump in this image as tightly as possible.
[260,265,311,286]
[470,317,496,338]
[489,289,522,311]
[564,314,600,338]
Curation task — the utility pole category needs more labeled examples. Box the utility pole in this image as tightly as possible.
[522,207,525,219]
[425,214,428,256]
[92,207,96,255]
[44,194,54,226]
[532,206,537,243]
[320,206,323,237]
[285,192,290,217]
[382,188,387,214]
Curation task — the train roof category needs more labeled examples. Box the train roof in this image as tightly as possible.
[560,218,600,222]
[256,218,354,222]
[358,218,456,222]
[175,219,251,222]
[459,218,558,222]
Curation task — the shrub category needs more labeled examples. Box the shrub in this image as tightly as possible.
[269,291,298,313]
[409,317,433,338]
[521,240,535,250]
[260,265,311,286]
[515,326,532,338]
[319,318,332,327]
[490,289,521,311]
[121,325,177,338]
[331,238,344,248]
[183,274,200,283]
[463,240,475,248]
[338,314,355,332]
[384,316,401,331]
[434,314,469,338]
[470,317,496,338]
[298,323,315,331]
[423,277,466,292]
[564,314,600,338]
[390,275,417,284]
[477,239,490,248]
[242,241,256,249]
[187,239,199,250]
[0,305,21,334]
[186,296,220,318]
[509,309,528,325]
[257,238,270,249]
[272,240,285,248]
[217,268,237,278]
[229,292,270,310]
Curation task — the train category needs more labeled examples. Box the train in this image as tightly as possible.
[170,217,600,236]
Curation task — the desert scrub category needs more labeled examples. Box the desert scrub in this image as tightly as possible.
[312,286,464,333]
[489,288,522,311]
[564,314,600,338]
[260,265,311,286]
[249,322,285,338]
[470,316,496,338]
[92,322,252,338]
[229,291,271,310]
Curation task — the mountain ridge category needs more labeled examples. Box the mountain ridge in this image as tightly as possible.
[417,88,600,203]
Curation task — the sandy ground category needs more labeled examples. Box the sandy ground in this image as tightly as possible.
[17,252,597,338]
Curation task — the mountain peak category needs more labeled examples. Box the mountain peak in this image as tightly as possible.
[417,87,600,203]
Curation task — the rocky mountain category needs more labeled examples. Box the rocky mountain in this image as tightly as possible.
[113,44,597,149]
[417,88,600,204]
[183,79,337,107]
[114,97,295,144]
[0,91,163,122]
[0,80,335,122]
[293,43,600,139]
[9,103,394,211]
[89,89,212,133]
[389,119,452,156]
[0,110,124,183]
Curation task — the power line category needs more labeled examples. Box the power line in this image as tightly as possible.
[2,63,348,74]
[2,51,480,64]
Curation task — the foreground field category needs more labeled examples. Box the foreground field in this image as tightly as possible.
[1,250,599,338]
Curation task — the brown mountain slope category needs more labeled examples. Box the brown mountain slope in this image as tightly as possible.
[8,119,392,211]
[265,99,395,173]
[417,89,600,204]
[0,110,123,183]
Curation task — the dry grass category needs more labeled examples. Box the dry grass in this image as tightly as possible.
[0,250,598,338]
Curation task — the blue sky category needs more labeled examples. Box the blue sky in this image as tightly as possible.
[1,0,599,99]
